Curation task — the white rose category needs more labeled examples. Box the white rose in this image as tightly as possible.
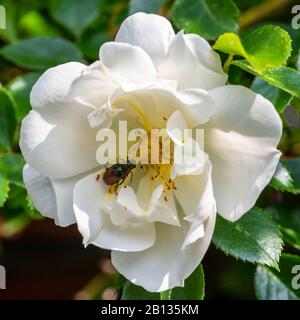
[20,13,282,292]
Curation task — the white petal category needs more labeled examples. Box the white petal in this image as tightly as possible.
[175,88,216,126]
[115,12,175,66]
[68,63,117,108]
[110,181,180,227]
[112,209,215,292]
[167,110,188,144]
[23,165,85,227]
[109,186,145,226]
[73,172,156,251]
[172,139,208,178]
[20,108,98,179]
[87,103,122,129]
[30,62,86,111]
[111,86,211,130]
[167,111,207,177]
[206,85,282,221]
[158,32,227,90]
[174,161,215,223]
[181,223,204,250]
[92,219,155,252]
[73,172,106,245]
[100,42,156,83]
[23,165,56,222]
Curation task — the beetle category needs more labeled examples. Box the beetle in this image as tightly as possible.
[103,160,136,191]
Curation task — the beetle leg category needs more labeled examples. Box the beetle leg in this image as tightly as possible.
[130,171,133,183]
[114,181,119,195]
[120,177,127,187]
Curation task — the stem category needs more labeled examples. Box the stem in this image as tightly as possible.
[240,0,293,30]
[223,54,234,73]
[160,289,172,300]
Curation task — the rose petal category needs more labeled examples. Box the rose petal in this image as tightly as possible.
[115,12,175,66]
[158,32,227,90]
[100,42,156,83]
[73,172,156,251]
[206,85,282,221]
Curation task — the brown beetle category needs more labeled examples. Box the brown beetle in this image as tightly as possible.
[103,161,136,190]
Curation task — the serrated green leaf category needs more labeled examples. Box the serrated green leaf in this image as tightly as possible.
[243,25,291,70]
[7,72,41,120]
[25,195,43,220]
[129,0,167,14]
[50,0,101,39]
[251,78,292,113]
[255,254,300,300]
[4,184,27,210]
[0,37,85,70]
[121,282,160,300]
[0,173,10,207]
[232,60,300,99]
[269,204,300,250]
[172,0,239,40]
[0,154,25,187]
[284,157,300,193]
[214,25,292,71]
[269,161,295,193]
[0,87,17,151]
[213,208,283,269]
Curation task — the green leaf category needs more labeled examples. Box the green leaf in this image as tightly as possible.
[284,157,300,193]
[0,154,25,187]
[19,10,60,38]
[129,0,167,14]
[232,60,300,99]
[0,87,17,151]
[172,0,239,40]
[168,264,205,300]
[0,188,31,237]
[50,0,101,39]
[269,161,295,193]
[251,78,292,113]
[7,72,41,120]
[214,25,292,71]
[269,204,300,250]
[213,207,283,269]
[0,173,10,207]
[26,195,43,220]
[0,37,85,70]
[255,254,300,300]
[121,282,159,300]
[243,25,291,70]
[78,33,111,60]
[214,33,246,57]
